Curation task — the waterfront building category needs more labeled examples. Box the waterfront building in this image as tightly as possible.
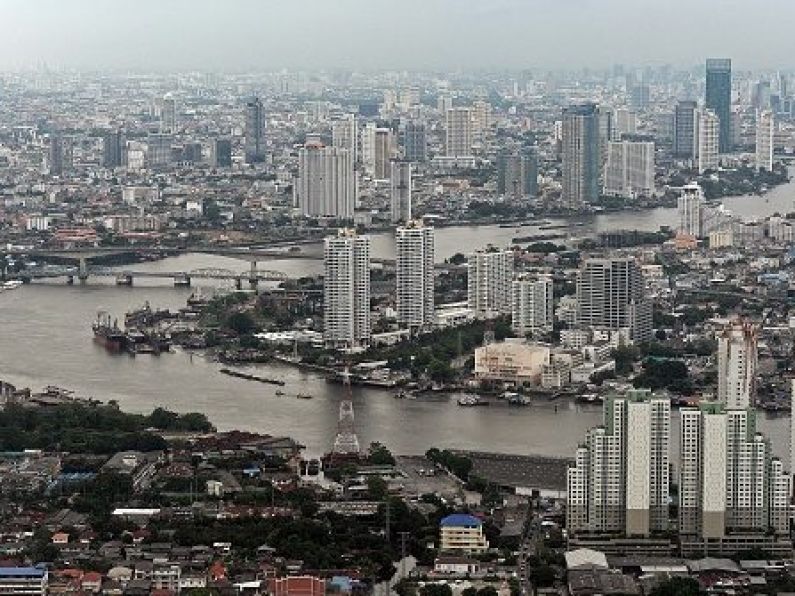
[390,161,412,223]
[374,128,393,180]
[323,229,370,349]
[567,390,671,536]
[716,320,758,409]
[467,249,514,317]
[474,339,551,385]
[602,138,655,199]
[697,109,720,174]
[705,58,732,152]
[673,100,698,159]
[102,129,126,169]
[245,97,266,164]
[395,221,434,330]
[755,110,774,171]
[511,274,553,336]
[212,138,232,168]
[445,107,473,158]
[402,120,427,162]
[297,142,355,219]
[677,183,705,238]
[576,258,652,343]
[331,114,357,164]
[562,104,600,208]
[439,514,489,553]
[497,149,538,199]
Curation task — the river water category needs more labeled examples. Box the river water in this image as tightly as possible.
[2,184,795,459]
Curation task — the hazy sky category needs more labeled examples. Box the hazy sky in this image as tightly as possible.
[1,0,793,72]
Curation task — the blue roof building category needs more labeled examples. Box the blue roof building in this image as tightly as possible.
[439,513,489,553]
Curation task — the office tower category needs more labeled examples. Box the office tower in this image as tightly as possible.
[752,80,772,111]
[161,94,177,134]
[48,134,72,176]
[360,122,376,176]
[705,58,732,152]
[602,138,655,199]
[181,143,202,164]
[673,100,698,158]
[630,83,650,110]
[597,105,614,147]
[697,109,720,174]
[679,403,790,550]
[102,129,126,168]
[374,128,394,180]
[467,249,514,317]
[562,104,600,208]
[576,257,652,343]
[396,221,435,330]
[497,149,538,199]
[244,97,266,164]
[445,107,473,157]
[402,120,427,162]
[511,275,553,336]
[568,390,670,536]
[296,142,355,219]
[146,134,172,168]
[472,100,492,146]
[755,110,774,171]
[390,161,412,223]
[717,321,758,410]
[213,138,232,167]
[614,108,637,138]
[677,183,705,238]
[332,114,357,163]
[323,229,371,349]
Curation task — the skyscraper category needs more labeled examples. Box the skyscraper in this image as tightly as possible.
[511,275,553,336]
[562,104,600,208]
[677,183,705,238]
[705,58,732,153]
[390,161,412,223]
[613,108,637,138]
[296,142,355,219]
[602,138,655,199]
[497,149,538,199]
[673,100,698,158]
[323,229,371,349]
[48,134,72,176]
[402,120,427,162]
[244,97,266,164]
[102,129,126,169]
[630,83,650,110]
[160,94,177,134]
[755,110,774,171]
[717,321,758,410]
[213,138,232,168]
[567,390,670,537]
[445,107,473,157]
[374,128,394,180]
[467,249,514,317]
[146,134,173,169]
[576,257,652,343]
[331,114,357,163]
[360,122,376,177]
[396,221,435,330]
[697,109,720,174]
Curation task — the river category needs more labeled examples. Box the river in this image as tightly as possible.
[2,182,795,460]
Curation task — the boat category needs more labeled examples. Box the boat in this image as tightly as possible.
[275,390,285,396]
[218,368,286,386]
[92,312,127,352]
[2,280,23,290]
[457,395,489,407]
[296,393,313,399]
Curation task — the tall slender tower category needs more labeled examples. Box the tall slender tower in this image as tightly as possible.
[390,161,412,223]
[705,58,732,153]
[562,103,600,208]
[245,97,266,164]
[716,320,758,409]
[323,229,371,349]
[396,221,434,330]
[755,110,774,172]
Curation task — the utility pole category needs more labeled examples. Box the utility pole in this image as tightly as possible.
[398,531,410,579]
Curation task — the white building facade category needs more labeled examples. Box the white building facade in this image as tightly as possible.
[323,229,371,349]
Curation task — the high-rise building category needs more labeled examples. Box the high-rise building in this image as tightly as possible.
[602,138,655,199]
[374,128,394,180]
[323,229,371,349]
[396,221,435,330]
[576,257,652,343]
[562,104,600,208]
[445,107,473,157]
[146,134,172,168]
[673,100,698,158]
[160,94,177,134]
[755,110,774,172]
[402,120,427,162]
[48,134,72,176]
[630,84,650,110]
[467,249,514,317]
[697,109,720,174]
[213,138,232,168]
[717,321,758,410]
[244,97,266,164]
[677,183,705,238]
[679,402,790,553]
[332,115,357,163]
[511,275,553,336]
[360,122,376,177]
[705,58,732,153]
[614,108,637,138]
[472,100,492,147]
[296,142,355,219]
[568,390,670,537]
[102,129,126,168]
[497,149,538,199]
[390,161,412,223]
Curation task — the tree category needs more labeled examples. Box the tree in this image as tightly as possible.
[649,577,700,596]
[528,564,555,587]
[367,476,388,500]
[368,442,396,466]
[419,585,453,596]
[226,312,256,335]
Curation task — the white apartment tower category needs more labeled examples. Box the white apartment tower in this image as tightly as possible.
[396,221,435,330]
[390,161,412,223]
[717,321,758,409]
[467,249,514,317]
[332,114,357,163]
[511,275,553,336]
[323,229,371,349]
[755,110,774,172]
[445,107,474,157]
[677,183,705,238]
[567,390,671,537]
[297,142,355,219]
[602,139,655,199]
[360,122,376,177]
[697,109,720,174]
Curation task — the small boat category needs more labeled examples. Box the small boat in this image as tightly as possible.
[296,393,313,399]
[2,280,23,290]
[275,390,285,396]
